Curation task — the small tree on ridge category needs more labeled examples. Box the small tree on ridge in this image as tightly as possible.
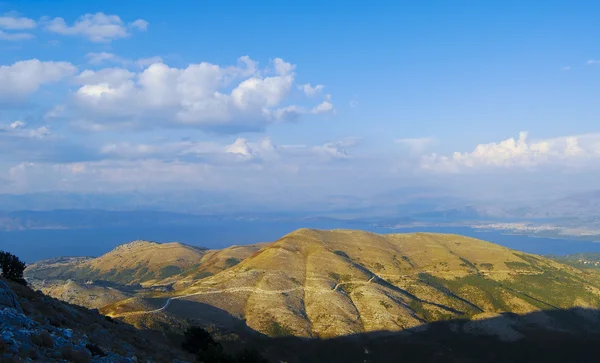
[0,250,27,285]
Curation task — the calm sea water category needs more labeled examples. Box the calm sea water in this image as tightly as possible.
[1,220,599,262]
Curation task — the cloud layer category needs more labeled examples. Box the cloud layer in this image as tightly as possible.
[72,57,334,132]
[421,132,600,172]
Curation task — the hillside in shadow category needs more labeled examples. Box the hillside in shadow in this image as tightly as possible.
[151,301,600,363]
[267,307,600,363]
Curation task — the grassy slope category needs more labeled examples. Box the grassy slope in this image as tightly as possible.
[117,229,600,338]
[30,229,600,341]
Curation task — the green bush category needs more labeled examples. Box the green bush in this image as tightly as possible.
[224,258,241,268]
[266,321,293,337]
[158,265,183,279]
[333,250,350,259]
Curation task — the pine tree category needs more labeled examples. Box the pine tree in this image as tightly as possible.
[0,251,27,285]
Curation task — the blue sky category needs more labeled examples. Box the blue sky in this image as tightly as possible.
[1,1,600,207]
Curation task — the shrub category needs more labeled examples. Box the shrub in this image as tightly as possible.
[379,300,392,309]
[266,321,293,337]
[158,265,183,279]
[333,250,350,259]
[182,326,217,354]
[0,250,27,285]
[224,258,241,268]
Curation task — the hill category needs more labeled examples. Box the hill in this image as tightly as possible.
[25,241,266,308]
[89,229,600,340]
[26,240,209,286]
[27,229,600,360]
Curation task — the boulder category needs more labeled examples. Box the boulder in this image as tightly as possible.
[0,280,23,313]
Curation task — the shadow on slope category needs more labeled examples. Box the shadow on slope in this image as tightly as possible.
[266,308,600,363]
[123,298,600,363]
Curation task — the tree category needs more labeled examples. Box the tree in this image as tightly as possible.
[182,326,218,354]
[0,251,27,285]
[183,326,269,363]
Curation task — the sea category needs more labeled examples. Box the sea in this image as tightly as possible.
[2,220,600,262]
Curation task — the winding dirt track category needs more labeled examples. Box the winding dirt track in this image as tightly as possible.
[111,276,377,317]
[110,270,539,318]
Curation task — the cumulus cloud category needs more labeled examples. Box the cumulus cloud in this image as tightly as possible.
[298,83,324,97]
[0,13,36,29]
[0,59,76,103]
[312,138,359,160]
[0,13,35,40]
[85,52,122,65]
[71,57,334,132]
[0,30,34,41]
[45,13,148,42]
[129,19,148,31]
[421,132,600,172]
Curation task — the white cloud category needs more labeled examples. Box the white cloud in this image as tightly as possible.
[1,135,363,194]
[45,13,148,42]
[72,57,333,132]
[85,52,121,65]
[298,83,324,97]
[0,14,35,41]
[421,132,600,172]
[0,13,36,29]
[0,59,76,102]
[0,30,34,41]
[312,138,359,160]
[587,60,600,65]
[9,120,25,129]
[129,19,149,31]
[311,94,334,114]
[0,121,52,139]
[561,66,571,71]
[44,105,66,120]
[224,138,254,157]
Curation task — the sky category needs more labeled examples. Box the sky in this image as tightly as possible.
[1,0,600,210]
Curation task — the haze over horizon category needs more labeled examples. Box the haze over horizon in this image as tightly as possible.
[1,1,600,212]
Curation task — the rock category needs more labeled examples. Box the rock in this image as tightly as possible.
[0,280,23,313]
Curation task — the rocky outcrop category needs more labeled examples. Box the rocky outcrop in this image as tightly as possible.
[0,279,189,362]
[0,307,136,362]
[0,280,23,313]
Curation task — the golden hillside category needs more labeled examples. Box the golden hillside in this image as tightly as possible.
[104,229,600,339]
